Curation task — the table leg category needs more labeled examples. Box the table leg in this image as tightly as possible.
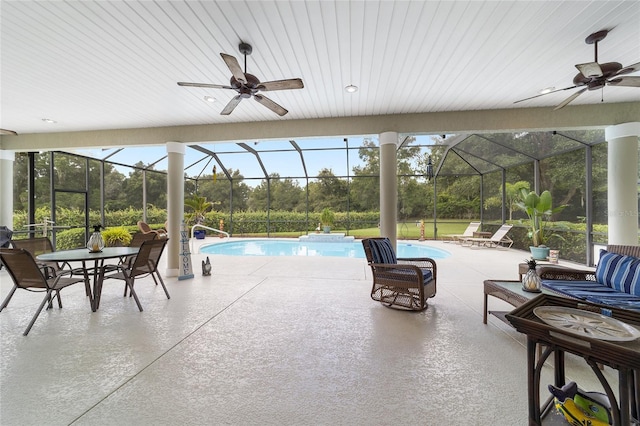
[94,259,105,310]
[527,338,539,424]
[483,291,488,324]
[82,261,97,312]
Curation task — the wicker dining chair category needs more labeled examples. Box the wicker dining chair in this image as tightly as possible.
[0,248,87,335]
[361,238,437,311]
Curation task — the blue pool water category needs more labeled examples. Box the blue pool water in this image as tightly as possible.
[199,239,450,259]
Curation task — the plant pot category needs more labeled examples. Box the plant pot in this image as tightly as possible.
[323,226,331,234]
[194,230,206,239]
[530,246,550,261]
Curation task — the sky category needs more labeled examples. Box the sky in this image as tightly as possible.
[72,135,438,187]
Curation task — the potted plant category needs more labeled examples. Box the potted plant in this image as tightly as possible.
[185,195,213,239]
[319,207,335,234]
[515,188,566,260]
[102,226,133,247]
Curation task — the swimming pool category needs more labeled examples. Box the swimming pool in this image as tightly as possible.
[199,239,450,259]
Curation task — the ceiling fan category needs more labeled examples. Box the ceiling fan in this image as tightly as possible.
[178,42,304,116]
[515,29,640,110]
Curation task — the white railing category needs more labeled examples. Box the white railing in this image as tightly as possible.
[190,224,229,252]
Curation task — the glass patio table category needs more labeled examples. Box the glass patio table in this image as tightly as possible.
[37,247,139,312]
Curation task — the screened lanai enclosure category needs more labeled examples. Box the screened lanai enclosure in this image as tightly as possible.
[11,130,640,265]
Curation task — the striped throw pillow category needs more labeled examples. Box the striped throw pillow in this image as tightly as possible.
[368,238,398,264]
[595,250,640,296]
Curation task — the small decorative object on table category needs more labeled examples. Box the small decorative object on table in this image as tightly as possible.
[87,224,105,253]
[522,258,542,293]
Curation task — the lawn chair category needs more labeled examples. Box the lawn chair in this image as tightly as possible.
[0,248,87,335]
[362,237,437,311]
[460,224,513,248]
[443,222,481,243]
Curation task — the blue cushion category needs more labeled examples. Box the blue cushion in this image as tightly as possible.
[386,268,433,285]
[542,279,640,311]
[368,238,397,264]
[595,250,640,296]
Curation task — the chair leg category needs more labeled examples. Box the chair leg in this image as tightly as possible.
[0,285,18,312]
[126,278,143,312]
[154,272,171,299]
[24,289,53,336]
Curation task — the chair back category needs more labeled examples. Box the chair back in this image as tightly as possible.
[129,231,156,247]
[11,236,55,257]
[130,238,168,278]
[0,248,48,289]
[462,222,481,237]
[362,238,397,265]
[490,224,513,242]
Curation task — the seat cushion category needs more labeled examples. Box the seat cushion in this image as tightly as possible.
[368,238,397,264]
[595,250,640,296]
[542,279,640,312]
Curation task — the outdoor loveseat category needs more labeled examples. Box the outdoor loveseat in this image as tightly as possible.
[539,245,640,312]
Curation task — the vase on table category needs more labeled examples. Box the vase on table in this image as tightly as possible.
[87,224,105,253]
[522,258,541,293]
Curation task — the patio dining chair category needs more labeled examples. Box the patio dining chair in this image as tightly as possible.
[0,248,87,335]
[11,236,74,278]
[460,224,514,248]
[362,237,437,311]
[102,238,170,301]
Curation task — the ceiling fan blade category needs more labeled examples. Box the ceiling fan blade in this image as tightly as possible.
[220,95,243,115]
[513,85,580,104]
[0,128,18,136]
[553,88,587,110]
[177,82,233,89]
[254,94,288,116]
[616,61,640,76]
[220,53,246,84]
[576,62,603,78]
[608,76,640,87]
[258,78,304,91]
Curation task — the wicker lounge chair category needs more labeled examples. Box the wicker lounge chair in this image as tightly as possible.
[362,237,437,311]
[460,224,513,248]
[137,221,167,239]
[444,221,481,243]
[0,248,87,335]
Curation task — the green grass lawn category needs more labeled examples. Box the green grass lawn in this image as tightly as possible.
[242,220,481,240]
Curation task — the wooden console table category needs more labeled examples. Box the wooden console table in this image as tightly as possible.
[507,294,640,425]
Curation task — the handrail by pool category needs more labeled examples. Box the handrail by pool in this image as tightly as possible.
[190,224,229,252]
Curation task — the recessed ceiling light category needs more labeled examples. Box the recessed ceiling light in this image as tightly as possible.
[344,84,358,93]
[204,95,216,103]
[539,87,555,95]
[42,118,57,124]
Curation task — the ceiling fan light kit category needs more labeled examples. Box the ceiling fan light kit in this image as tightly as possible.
[515,29,639,110]
[178,42,304,116]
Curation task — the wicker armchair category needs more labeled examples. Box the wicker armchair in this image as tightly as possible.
[538,245,640,282]
[362,238,437,311]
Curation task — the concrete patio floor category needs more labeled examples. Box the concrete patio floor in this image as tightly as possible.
[0,238,619,425]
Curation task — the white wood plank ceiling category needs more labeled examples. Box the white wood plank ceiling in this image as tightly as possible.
[1,1,639,135]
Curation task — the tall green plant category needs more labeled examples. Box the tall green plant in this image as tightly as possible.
[515,189,567,247]
[184,195,213,225]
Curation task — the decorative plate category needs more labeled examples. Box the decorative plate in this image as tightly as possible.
[533,306,640,342]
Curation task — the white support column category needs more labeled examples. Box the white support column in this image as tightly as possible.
[379,131,398,249]
[0,150,15,227]
[166,142,185,277]
[605,122,640,245]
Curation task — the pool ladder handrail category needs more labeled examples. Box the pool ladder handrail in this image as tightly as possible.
[190,224,229,252]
